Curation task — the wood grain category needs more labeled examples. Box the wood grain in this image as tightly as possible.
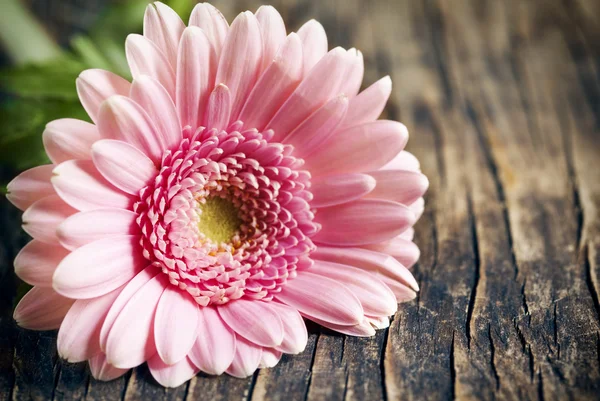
[1,0,599,400]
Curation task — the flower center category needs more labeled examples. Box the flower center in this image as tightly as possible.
[197,196,242,244]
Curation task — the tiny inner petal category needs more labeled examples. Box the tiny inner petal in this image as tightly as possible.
[134,126,318,306]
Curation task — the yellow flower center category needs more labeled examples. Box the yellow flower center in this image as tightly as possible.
[197,196,242,244]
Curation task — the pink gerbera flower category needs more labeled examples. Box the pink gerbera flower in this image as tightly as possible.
[7,2,428,387]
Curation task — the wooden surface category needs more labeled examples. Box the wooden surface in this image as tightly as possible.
[1,0,600,399]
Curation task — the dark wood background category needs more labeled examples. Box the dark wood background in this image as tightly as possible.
[1,0,600,399]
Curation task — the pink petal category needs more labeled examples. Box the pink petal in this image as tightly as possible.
[143,2,185,68]
[311,173,376,208]
[105,274,166,369]
[309,316,376,337]
[6,165,55,211]
[125,34,176,98]
[216,11,262,119]
[52,160,134,211]
[340,76,392,129]
[176,26,212,130]
[267,47,348,141]
[283,94,348,158]
[339,49,364,98]
[155,287,199,365]
[312,246,419,292]
[57,208,138,251]
[43,119,101,164]
[203,84,231,132]
[14,239,69,286]
[309,260,397,317]
[400,227,415,241]
[361,236,421,268]
[296,20,328,75]
[225,337,262,378]
[381,150,420,171]
[189,306,236,375]
[276,271,363,325]
[57,287,122,362]
[218,299,284,347]
[366,170,429,205]
[378,276,418,302]
[130,75,182,152]
[53,235,145,299]
[76,69,131,123]
[97,96,166,164]
[238,33,303,130]
[22,195,77,244]
[367,315,390,329]
[92,139,158,195]
[304,120,409,176]
[313,199,416,246]
[148,355,199,388]
[89,353,129,381]
[410,197,425,220]
[13,286,74,330]
[255,6,286,72]
[188,3,228,59]
[100,267,159,350]
[270,302,308,354]
[259,348,282,368]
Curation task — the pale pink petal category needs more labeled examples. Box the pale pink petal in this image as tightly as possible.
[283,94,348,157]
[43,119,101,164]
[57,208,139,251]
[378,276,417,302]
[76,69,131,123]
[148,355,199,388]
[367,315,390,329]
[259,348,282,368]
[218,299,284,347]
[276,271,363,325]
[309,316,376,337]
[52,160,134,211]
[57,287,122,362]
[6,165,55,211]
[130,75,182,152]
[125,34,176,98]
[189,306,236,375]
[304,120,409,176]
[100,267,159,350]
[296,19,327,74]
[92,139,158,195]
[143,2,185,68]
[361,236,421,268]
[89,353,129,381]
[13,287,74,330]
[270,302,308,354]
[97,96,166,164]
[339,49,364,98]
[14,239,69,286]
[340,76,391,130]
[225,337,262,378]
[238,33,303,130]
[53,235,146,299]
[176,26,212,130]
[410,197,425,220]
[381,150,420,171]
[309,260,397,317]
[216,11,262,119]
[313,199,416,246]
[189,3,228,59]
[312,246,419,292]
[203,84,231,132]
[366,170,429,205]
[155,287,199,365]
[311,173,376,208]
[105,274,166,369]
[22,194,77,244]
[267,47,347,141]
[256,5,286,71]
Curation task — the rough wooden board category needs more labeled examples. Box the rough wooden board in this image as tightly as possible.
[1,0,599,400]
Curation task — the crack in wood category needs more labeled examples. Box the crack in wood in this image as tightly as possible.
[487,324,500,391]
[466,194,480,350]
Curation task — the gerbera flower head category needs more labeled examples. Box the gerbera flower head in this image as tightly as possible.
[7,2,428,387]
